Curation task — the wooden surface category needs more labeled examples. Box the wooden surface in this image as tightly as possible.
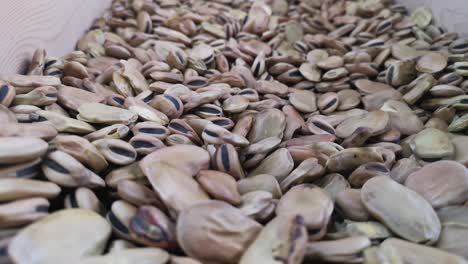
[0,0,466,74]
[400,0,468,37]
[0,0,112,74]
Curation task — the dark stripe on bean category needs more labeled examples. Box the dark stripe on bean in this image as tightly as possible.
[69,191,79,208]
[0,85,9,102]
[212,119,231,126]
[365,164,389,173]
[323,98,338,110]
[168,122,189,133]
[198,106,220,114]
[139,128,166,134]
[187,79,207,87]
[36,205,49,212]
[164,95,180,110]
[112,97,125,105]
[204,130,219,138]
[312,121,335,135]
[221,144,231,171]
[108,211,129,234]
[109,146,136,158]
[131,141,155,148]
[44,160,70,174]
[16,163,41,178]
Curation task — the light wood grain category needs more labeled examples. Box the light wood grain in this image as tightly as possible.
[399,0,468,37]
[0,0,467,74]
[0,0,111,74]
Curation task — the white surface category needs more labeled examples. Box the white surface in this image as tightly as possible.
[0,0,112,74]
[401,0,468,37]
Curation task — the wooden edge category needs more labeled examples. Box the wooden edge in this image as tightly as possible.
[0,0,112,74]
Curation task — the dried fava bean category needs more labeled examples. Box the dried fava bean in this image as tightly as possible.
[84,124,129,141]
[348,162,389,188]
[381,100,424,135]
[381,238,467,264]
[411,6,433,28]
[168,119,202,145]
[0,137,48,165]
[1,74,61,90]
[335,110,389,138]
[57,85,105,112]
[64,187,103,213]
[238,191,276,222]
[129,134,166,155]
[129,205,177,249]
[140,146,210,217]
[250,148,294,182]
[405,161,468,208]
[276,184,333,240]
[0,82,16,107]
[336,189,371,221]
[9,209,111,264]
[305,236,371,263]
[330,220,391,241]
[77,103,138,125]
[289,90,317,113]
[107,200,137,240]
[131,122,169,140]
[35,110,96,134]
[202,123,249,147]
[306,116,336,135]
[240,215,307,264]
[248,108,286,144]
[150,94,183,119]
[42,151,105,188]
[140,145,210,178]
[326,147,384,173]
[107,239,136,253]
[0,178,60,202]
[77,248,170,264]
[117,180,165,209]
[92,139,137,165]
[195,170,242,205]
[410,128,454,159]
[436,206,468,259]
[362,176,441,244]
[55,135,108,173]
[280,158,325,192]
[13,86,57,106]
[177,201,262,264]
[416,52,447,73]
[317,92,339,114]
[125,97,169,125]
[0,197,49,228]
[255,80,288,96]
[0,123,57,140]
[0,158,42,179]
